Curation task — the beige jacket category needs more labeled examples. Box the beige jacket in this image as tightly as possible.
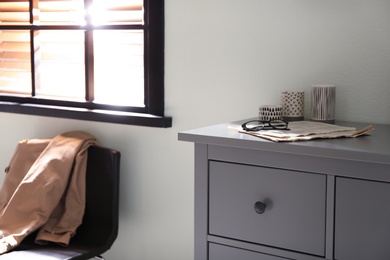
[0,131,97,254]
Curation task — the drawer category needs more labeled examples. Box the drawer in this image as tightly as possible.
[209,243,292,260]
[335,177,390,260]
[209,161,326,256]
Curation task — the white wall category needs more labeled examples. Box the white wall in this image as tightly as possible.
[1,0,389,259]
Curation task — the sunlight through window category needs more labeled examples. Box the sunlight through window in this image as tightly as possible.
[0,0,168,126]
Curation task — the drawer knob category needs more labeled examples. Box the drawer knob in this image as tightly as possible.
[254,201,267,214]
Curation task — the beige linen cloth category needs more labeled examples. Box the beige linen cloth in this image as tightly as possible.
[0,131,97,254]
[238,121,374,142]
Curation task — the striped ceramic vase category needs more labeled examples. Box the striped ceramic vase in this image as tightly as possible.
[311,84,336,124]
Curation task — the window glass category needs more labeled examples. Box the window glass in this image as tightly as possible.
[0,0,170,127]
[93,30,144,106]
[38,30,85,99]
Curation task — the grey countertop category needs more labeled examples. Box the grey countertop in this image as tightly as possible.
[178,119,390,165]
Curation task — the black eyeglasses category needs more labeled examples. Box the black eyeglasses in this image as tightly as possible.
[241,119,290,131]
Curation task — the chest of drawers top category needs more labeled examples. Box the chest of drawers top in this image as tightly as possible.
[179,119,390,166]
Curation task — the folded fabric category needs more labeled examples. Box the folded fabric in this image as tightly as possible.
[0,131,97,254]
[239,121,374,142]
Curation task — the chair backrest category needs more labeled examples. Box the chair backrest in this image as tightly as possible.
[1,145,121,260]
[72,146,121,250]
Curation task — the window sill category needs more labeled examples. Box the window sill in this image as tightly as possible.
[0,101,172,128]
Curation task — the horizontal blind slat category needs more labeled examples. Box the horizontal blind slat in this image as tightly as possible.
[0,1,29,24]
[0,2,29,12]
[0,61,30,70]
[89,0,143,24]
[0,13,29,22]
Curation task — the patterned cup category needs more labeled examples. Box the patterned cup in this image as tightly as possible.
[259,105,283,121]
[281,91,305,121]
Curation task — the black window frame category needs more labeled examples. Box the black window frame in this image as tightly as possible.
[0,0,172,128]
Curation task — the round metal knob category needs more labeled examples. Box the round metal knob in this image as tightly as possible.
[254,201,267,214]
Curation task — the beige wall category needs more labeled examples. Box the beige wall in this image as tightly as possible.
[1,0,389,259]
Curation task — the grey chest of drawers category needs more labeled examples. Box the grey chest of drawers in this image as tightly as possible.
[179,119,390,260]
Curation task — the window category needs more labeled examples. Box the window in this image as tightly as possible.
[0,0,171,127]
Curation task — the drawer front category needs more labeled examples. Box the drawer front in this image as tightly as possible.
[209,243,292,260]
[209,161,326,256]
[335,177,390,260]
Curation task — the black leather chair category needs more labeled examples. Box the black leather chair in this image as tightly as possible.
[0,146,121,260]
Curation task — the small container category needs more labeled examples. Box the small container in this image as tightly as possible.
[259,105,283,121]
[281,91,305,121]
[311,84,336,124]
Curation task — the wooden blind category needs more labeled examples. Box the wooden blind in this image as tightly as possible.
[0,0,144,25]
[38,0,85,24]
[35,0,144,25]
[0,1,29,24]
[0,30,32,93]
[0,1,30,93]
[89,0,143,24]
